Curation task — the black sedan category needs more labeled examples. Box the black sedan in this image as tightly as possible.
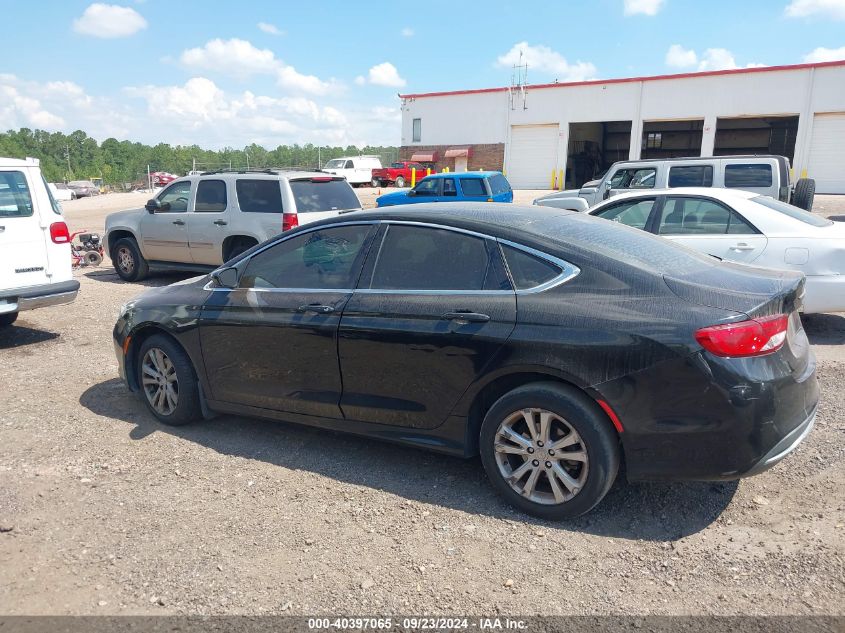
[113,203,818,519]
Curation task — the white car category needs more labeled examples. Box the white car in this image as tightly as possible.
[0,157,79,327]
[586,187,844,314]
[323,155,382,186]
[48,182,77,201]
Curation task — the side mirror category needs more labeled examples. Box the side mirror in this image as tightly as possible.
[212,267,239,289]
[145,199,161,213]
[602,180,612,200]
[407,189,416,197]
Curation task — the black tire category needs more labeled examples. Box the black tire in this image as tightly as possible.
[371,177,381,188]
[112,237,149,282]
[136,334,202,426]
[792,178,816,211]
[395,176,406,188]
[479,382,620,520]
[0,312,18,327]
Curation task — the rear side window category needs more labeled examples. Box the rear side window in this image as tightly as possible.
[658,197,756,235]
[459,178,487,196]
[236,179,283,213]
[501,244,562,290]
[724,164,772,188]
[195,180,227,212]
[369,225,505,291]
[668,165,713,187]
[489,174,512,195]
[0,171,34,218]
[290,179,360,213]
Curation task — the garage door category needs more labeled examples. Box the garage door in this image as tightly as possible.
[507,125,559,189]
[807,113,845,194]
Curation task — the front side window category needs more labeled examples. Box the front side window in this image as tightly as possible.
[344,160,354,169]
[594,198,656,230]
[0,171,33,218]
[412,118,422,143]
[236,179,283,213]
[156,180,192,212]
[668,165,714,188]
[194,180,227,212]
[325,159,345,169]
[658,197,756,235]
[240,225,372,289]
[442,178,457,196]
[412,179,440,196]
[609,168,656,189]
[724,164,773,188]
[459,178,487,197]
[501,244,562,290]
[290,179,360,212]
[369,225,503,291]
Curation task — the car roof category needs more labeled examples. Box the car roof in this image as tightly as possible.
[423,171,502,179]
[0,157,40,168]
[191,169,330,181]
[591,187,759,207]
[615,155,786,165]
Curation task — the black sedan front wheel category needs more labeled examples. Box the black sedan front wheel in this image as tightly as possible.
[137,334,202,426]
[480,382,619,519]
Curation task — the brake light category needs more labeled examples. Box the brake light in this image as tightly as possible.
[50,221,70,243]
[282,212,299,231]
[694,314,789,358]
[310,177,333,182]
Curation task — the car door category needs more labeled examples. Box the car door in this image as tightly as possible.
[337,223,517,429]
[139,180,193,262]
[186,178,229,265]
[457,177,488,202]
[655,195,768,263]
[199,223,377,417]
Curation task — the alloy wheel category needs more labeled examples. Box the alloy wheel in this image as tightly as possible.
[117,247,134,274]
[493,408,589,505]
[141,348,179,415]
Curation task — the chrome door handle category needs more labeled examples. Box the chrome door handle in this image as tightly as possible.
[213,220,228,226]
[442,311,490,323]
[731,243,755,251]
[172,220,185,226]
[298,304,334,314]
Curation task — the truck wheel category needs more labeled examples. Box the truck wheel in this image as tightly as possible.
[113,237,149,282]
[0,312,18,327]
[395,176,406,188]
[371,178,381,188]
[792,178,816,211]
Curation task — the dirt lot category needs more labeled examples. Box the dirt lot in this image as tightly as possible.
[0,192,843,616]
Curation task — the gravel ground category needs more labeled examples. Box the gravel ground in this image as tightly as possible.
[0,193,843,616]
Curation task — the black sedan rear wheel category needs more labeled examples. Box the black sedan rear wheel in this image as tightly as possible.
[480,382,619,519]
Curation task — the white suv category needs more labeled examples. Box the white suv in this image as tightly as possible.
[105,169,362,282]
[0,157,79,327]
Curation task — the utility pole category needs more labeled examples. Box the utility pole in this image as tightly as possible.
[245,150,250,170]
[65,144,72,179]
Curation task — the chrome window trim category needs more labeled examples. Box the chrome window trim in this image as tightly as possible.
[204,218,580,295]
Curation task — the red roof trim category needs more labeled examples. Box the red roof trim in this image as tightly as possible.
[398,60,845,100]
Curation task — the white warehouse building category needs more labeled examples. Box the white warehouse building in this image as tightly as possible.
[397,60,845,193]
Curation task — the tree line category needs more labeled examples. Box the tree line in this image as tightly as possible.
[0,128,399,189]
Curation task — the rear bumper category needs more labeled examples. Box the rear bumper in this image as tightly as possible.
[0,279,80,314]
[744,404,816,477]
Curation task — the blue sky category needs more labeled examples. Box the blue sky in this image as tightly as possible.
[1,0,844,148]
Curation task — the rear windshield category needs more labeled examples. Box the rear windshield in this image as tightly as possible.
[0,171,34,218]
[489,174,512,195]
[236,179,283,213]
[752,196,833,227]
[290,179,360,213]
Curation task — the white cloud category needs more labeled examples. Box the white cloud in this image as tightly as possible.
[665,44,697,67]
[257,22,283,35]
[696,48,738,71]
[180,38,278,75]
[72,3,147,38]
[365,62,406,87]
[623,0,665,15]
[180,38,340,95]
[803,45,845,61]
[785,0,845,19]
[401,27,414,37]
[496,42,597,82]
[354,75,366,85]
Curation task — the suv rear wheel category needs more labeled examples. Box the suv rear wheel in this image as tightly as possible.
[0,312,18,327]
[792,178,816,211]
[479,382,620,519]
[113,237,149,282]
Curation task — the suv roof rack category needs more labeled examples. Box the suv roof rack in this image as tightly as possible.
[198,167,329,176]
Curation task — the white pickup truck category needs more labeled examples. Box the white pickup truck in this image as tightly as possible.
[0,157,79,327]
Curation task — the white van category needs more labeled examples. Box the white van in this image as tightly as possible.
[322,155,382,186]
[0,157,79,327]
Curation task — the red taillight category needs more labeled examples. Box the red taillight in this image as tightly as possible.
[694,314,789,358]
[310,176,333,182]
[50,221,70,243]
[282,212,299,231]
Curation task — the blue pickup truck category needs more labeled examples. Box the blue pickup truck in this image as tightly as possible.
[376,171,513,207]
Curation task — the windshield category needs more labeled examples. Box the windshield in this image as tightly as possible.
[324,159,345,169]
[752,196,833,227]
[290,179,361,212]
